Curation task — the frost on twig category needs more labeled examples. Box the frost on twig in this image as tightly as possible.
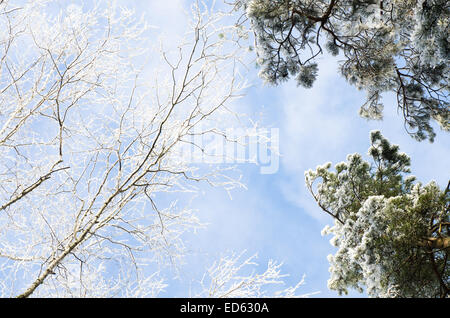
[195,251,318,298]
[0,0,286,298]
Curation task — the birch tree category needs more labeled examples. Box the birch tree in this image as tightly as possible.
[0,0,302,298]
[233,0,449,142]
[306,131,449,297]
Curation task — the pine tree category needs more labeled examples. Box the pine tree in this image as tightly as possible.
[305,131,450,297]
[305,131,449,297]
[235,0,449,142]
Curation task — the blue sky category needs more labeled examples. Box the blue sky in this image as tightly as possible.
[11,0,444,298]
[128,0,450,298]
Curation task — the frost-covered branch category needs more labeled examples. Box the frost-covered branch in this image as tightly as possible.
[306,131,449,297]
[234,0,449,142]
[0,0,282,298]
[195,251,317,298]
